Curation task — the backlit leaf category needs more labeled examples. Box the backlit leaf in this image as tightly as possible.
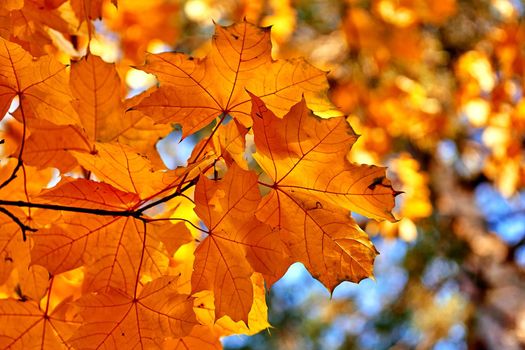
[192,164,288,322]
[38,178,140,211]
[250,93,397,222]
[0,37,79,125]
[31,214,169,294]
[250,94,393,290]
[0,285,77,349]
[135,21,339,138]
[70,276,197,349]
[71,142,165,198]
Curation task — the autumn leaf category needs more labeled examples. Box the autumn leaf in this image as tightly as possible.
[69,276,197,349]
[194,273,271,335]
[71,54,125,142]
[0,207,27,286]
[161,325,222,350]
[70,142,165,198]
[2,0,72,56]
[38,178,140,211]
[0,281,78,350]
[22,120,92,172]
[0,10,403,349]
[249,94,394,290]
[134,21,340,138]
[31,213,170,294]
[0,159,54,201]
[212,120,250,170]
[192,164,288,323]
[154,221,193,257]
[16,53,170,172]
[250,93,397,222]
[257,190,378,290]
[0,37,78,125]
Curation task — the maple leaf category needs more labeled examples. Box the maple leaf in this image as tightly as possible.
[250,93,397,222]
[0,10,402,349]
[21,54,170,171]
[22,120,92,172]
[194,273,272,336]
[249,93,395,290]
[134,21,340,138]
[0,207,28,286]
[0,281,78,350]
[161,325,222,350]
[14,55,170,172]
[0,37,78,125]
[71,54,169,148]
[38,178,140,211]
[192,164,288,323]
[70,54,125,142]
[1,0,72,56]
[70,142,165,198]
[31,213,170,294]
[0,159,54,202]
[211,120,250,170]
[69,276,197,349]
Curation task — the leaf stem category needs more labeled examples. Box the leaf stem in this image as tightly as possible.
[145,217,208,233]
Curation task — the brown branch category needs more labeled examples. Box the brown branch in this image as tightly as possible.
[136,177,198,214]
[0,200,139,217]
[0,206,37,241]
[0,176,198,227]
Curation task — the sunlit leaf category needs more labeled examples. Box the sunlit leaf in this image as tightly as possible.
[0,37,79,125]
[192,164,288,322]
[69,276,197,349]
[250,93,397,222]
[135,21,340,138]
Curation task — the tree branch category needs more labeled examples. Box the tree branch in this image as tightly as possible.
[136,178,198,214]
[0,176,198,225]
[0,206,37,241]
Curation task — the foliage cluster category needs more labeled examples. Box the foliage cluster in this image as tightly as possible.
[0,1,399,348]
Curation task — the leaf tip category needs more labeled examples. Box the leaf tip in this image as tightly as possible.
[244,88,254,98]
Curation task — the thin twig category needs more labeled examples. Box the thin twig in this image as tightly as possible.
[145,217,208,233]
[137,178,198,214]
[0,200,139,217]
[0,207,37,241]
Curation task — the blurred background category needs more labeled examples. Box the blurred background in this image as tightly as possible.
[4,0,525,349]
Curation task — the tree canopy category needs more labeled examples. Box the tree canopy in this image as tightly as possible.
[0,1,524,349]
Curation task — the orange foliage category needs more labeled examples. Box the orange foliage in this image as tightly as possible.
[0,2,397,348]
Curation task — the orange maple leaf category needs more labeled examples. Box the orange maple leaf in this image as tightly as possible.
[134,21,340,138]
[0,38,78,125]
[250,93,396,290]
[192,164,288,323]
[0,13,399,349]
[69,276,197,349]
[0,279,78,349]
